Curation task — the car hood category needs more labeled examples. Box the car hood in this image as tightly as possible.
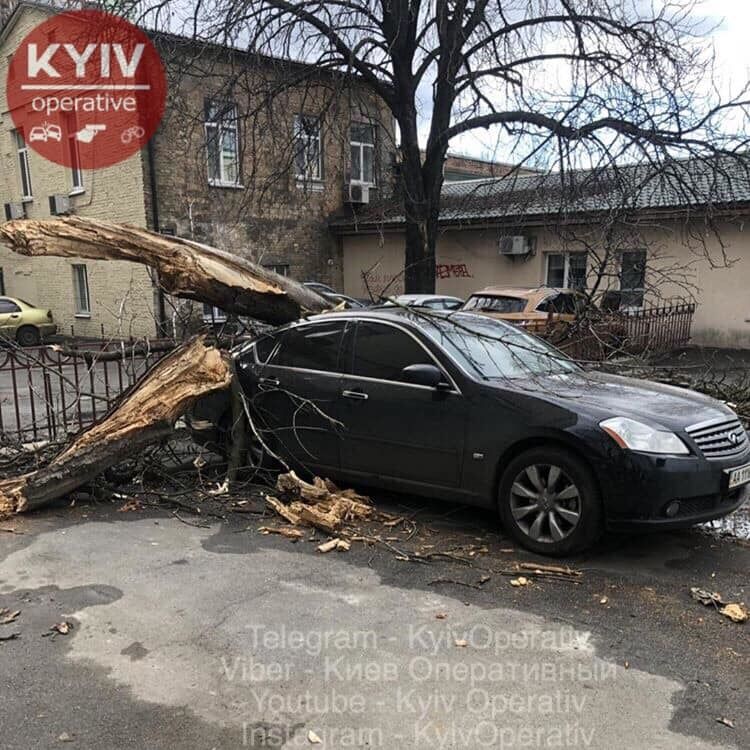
[498,370,734,431]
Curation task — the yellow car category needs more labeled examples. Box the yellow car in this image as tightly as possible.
[0,296,57,346]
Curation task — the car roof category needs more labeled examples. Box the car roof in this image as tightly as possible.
[305,306,516,331]
[390,294,464,303]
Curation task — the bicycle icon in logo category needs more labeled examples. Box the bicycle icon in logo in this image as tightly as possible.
[120,126,145,145]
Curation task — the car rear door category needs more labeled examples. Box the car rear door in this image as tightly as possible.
[237,319,349,473]
[338,320,467,489]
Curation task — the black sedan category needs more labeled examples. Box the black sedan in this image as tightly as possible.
[210,309,749,555]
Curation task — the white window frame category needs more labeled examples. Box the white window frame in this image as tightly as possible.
[350,123,376,185]
[545,252,587,290]
[263,263,290,277]
[202,304,227,323]
[294,114,322,182]
[72,263,91,317]
[14,129,33,201]
[205,100,242,187]
[619,249,647,309]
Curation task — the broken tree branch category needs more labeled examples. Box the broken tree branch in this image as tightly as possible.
[0,336,232,518]
[0,216,331,324]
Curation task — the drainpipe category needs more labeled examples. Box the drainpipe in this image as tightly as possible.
[147,138,167,336]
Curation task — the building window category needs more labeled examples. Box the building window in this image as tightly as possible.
[620,250,646,308]
[350,123,375,185]
[294,115,322,181]
[14,129,32,200]
[202,304,227,323]
[546,252,587,290]
[67,114,84,192]
[205,99,240,186]
[263,263,289,277]
[72,264,91,316]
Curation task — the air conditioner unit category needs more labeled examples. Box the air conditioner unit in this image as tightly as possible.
[347,183,370,204]
[4,202,24,220]
[48,194,71,216]
[498,235,529,256]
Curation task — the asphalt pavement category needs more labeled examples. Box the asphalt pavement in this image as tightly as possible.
[0,498,748,749]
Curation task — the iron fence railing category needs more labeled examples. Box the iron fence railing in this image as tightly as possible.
[542,301,697,362]
[0,341,173,443]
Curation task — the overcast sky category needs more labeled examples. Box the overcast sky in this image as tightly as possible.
[445,0,750,164]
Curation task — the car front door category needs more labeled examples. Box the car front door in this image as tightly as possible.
[0,298,22,339]
[237,319,349,473]
[338,320,467,489]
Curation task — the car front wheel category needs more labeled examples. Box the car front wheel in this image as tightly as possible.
[16,325,41,347]
[498,446,603,556]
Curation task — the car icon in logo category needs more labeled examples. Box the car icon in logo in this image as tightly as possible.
[29,122,62,143]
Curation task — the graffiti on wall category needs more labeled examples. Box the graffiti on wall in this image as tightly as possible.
[436,263,473,279]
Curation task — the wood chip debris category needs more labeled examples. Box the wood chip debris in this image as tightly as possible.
[690,587,725,607]
[0,609,21,625]
[307,730,322,744]
[716,717,735,729]
[719,603,748,623]
[265,472,372,539]
[0,632,20,642]
[258,526,304,541]
[43,621,73,637]
[317,538,351,553]
[510,576,530,587]
[690,588,747,622]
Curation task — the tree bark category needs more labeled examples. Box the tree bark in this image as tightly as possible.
[0,336,232,518]
[0,216,331,324]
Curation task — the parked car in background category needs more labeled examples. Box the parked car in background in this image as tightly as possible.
[0,296,57,346]
[304,281,338,296]
[379,294,464,310]
[461,286,586,330]
[304,282,368,308]
[190,309,749,555]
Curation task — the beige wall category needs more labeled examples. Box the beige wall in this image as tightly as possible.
[0,5,157,339]
[341,219,750,348]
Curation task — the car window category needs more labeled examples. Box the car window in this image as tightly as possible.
[419,299,444,309]
[352,322,435,382]
[254,335,278,363]
[0,299,21,314]
[421,315,581,380]
[537,294,579,315]
[444,299,463,310]
[270,321,345,372]
[462,295,527,313]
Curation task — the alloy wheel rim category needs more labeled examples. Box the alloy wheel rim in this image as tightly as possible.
[509,464,581,543]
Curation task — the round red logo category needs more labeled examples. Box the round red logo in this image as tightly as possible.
[7,9,166,169]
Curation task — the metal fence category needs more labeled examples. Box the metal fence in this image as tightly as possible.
[0,341,172,443]
[543,301,697,362]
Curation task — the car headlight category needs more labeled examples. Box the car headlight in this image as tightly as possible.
[600,417,689,455]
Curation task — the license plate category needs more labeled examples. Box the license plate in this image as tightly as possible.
[727,464,750,489]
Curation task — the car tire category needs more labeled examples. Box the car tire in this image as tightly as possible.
[16,325,41,347]
[498,446,603,556]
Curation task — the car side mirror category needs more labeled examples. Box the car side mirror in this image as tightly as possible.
[401,363,448,388]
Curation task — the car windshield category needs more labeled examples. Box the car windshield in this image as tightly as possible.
[421,314,581,380]
[462,295,527,313]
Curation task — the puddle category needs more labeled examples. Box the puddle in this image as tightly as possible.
[702,501,750,541]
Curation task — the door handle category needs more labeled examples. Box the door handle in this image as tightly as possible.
[342,389,368,400]
[260,376,280,387]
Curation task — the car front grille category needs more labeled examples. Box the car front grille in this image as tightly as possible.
[685,417,749,460]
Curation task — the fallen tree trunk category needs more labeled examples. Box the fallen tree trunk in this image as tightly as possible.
[0,216,331,324]
[0,336,231,518]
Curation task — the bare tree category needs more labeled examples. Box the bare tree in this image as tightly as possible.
[113,0,750,293]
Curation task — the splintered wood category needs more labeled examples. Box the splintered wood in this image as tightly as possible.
[0,216,330,324]
[0,337,232,518]
[265,471,372,537]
